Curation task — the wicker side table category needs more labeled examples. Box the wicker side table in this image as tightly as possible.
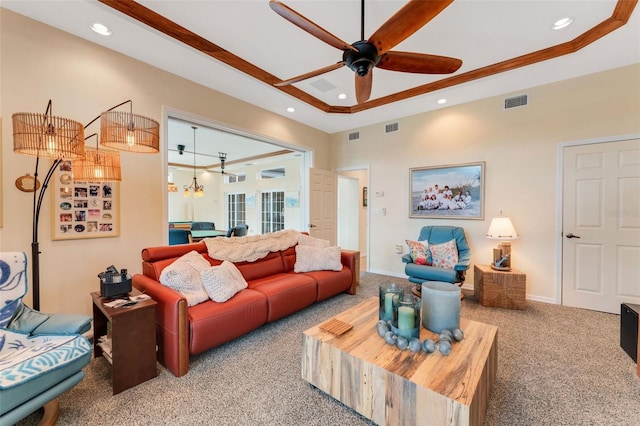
[474,264,526,309]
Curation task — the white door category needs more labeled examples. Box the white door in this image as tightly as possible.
[562,138,640,313]
[337,175,359,250]
[309,168,337,244]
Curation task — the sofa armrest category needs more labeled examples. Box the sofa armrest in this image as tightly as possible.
[133,274,189,377]
[401,254,413,264]
[340,250,360,295]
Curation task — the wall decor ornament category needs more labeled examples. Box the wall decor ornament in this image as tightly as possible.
[52,160,119,240]
[409,162,485,219]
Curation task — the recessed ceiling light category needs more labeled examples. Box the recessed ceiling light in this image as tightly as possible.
[286,107,295,113]
[437,98,447,105]
[91,23,112,36]
[337,93,347,100]
[552,17,573,30]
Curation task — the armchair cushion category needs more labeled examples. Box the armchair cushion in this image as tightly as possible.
[0,329,91,416]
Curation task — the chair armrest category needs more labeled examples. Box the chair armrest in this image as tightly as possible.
[133,273,189,377]
[454,251,472,271]
[401,254,413,264]
[32,313,92,335]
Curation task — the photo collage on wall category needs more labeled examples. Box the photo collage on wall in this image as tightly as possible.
[52,160,119,240]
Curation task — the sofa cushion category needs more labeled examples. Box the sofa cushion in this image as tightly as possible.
[294,245,342,272]
[429,239,459,270]
[234,251,286,282]
[200,261,248,303]
[159,250,210,306]
[250,273,317,322]
[303,268,352,302]
[187,289,268,354]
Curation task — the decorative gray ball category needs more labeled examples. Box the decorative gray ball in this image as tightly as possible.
[377,322,390,337]
[396,336,409,351]
[438,334,452,344]
[438,340,452,355]
[409,338,422,353]
[440,329,453,338]
[452,328,464,342]
[422,338,436,353]
[384,330,398,346]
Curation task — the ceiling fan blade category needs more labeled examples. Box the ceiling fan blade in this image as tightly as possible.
[368,0,454,55]
[269,1,357,52]
[275,62,345,87]
[355,72,373,104]
[377,51,462,74]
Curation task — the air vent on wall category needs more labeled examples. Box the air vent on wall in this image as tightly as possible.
[385,122,399,133]
[504,94,528,109]
[348,131,360,141]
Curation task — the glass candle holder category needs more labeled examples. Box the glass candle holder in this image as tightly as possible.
[379,283,403,322]
[421,281,461,333]
[391,293,421,340]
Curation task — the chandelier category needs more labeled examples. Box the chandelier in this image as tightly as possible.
[184,126,204,198]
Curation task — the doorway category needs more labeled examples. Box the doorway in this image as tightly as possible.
[561,136,640,313]
[337,167,369,272]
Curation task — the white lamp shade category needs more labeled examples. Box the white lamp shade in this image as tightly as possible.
[486,217,518,240]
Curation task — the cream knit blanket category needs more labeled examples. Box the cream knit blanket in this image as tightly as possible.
[204,229,300,262]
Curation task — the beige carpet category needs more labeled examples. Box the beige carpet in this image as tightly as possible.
[16,272,640,425]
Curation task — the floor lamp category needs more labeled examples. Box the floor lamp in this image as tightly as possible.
[12,100,158,310]
[12,101,85,310]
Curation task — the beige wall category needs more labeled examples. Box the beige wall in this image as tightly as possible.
[0,9,329,315]
[330,64,640,302]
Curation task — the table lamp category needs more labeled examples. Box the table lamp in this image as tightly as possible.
[486,215,519,271]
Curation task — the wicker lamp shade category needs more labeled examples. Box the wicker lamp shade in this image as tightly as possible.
[73,148,122,182]
[12,112,85,159]
[100,111,159,153]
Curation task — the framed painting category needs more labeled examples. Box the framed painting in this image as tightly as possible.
[51,159,120,240]
[409,162,485,219]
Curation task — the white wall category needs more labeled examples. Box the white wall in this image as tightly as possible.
[330,64,640,303]
[0,9,330,315]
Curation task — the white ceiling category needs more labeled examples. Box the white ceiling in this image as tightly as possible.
[3,0,639,137]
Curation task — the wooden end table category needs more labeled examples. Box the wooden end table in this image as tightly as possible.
[302,297,498,426]
[91,290,157,394]
[474,264,526,309]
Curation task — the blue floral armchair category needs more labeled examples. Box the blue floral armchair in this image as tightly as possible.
[1,252,92,425]
[402,226,471,285]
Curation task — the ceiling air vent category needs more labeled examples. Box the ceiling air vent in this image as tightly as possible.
[348,131,360,141]
[385,122,399,133]
[504,94,528,110]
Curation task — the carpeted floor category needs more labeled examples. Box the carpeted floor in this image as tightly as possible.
[16,272,640,425]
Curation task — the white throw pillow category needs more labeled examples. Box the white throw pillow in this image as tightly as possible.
[297,233,331,248]
[200,261,248,303]
[294,245,342,272]
[159,250,210,306]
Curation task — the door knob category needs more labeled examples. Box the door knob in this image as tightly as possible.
[308,224,317,228]
[566,233,581,239]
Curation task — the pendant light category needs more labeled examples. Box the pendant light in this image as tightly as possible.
[183,126,204,198]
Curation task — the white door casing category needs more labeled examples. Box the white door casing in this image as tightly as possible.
[309,168,337,245]
[562,138,640,313]
[337,175,359,251]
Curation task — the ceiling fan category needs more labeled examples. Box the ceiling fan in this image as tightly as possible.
[270,0,462,104]
[171,145,236,176]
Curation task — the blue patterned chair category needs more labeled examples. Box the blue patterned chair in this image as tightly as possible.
[0,252,92,425]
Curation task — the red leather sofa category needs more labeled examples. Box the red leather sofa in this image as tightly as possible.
[133,241,359,377]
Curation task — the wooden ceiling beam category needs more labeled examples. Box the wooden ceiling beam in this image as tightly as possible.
[99,0,637,115]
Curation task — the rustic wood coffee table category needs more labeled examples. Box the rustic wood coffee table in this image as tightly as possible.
[302,297,498,426]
